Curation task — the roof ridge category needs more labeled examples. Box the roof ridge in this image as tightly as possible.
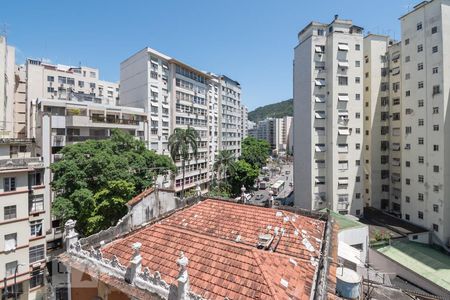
[251,249,281,300]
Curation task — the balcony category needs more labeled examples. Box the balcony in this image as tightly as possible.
[66,135,108,142]
[91,115,140,126]
[337,201,349,210]
[0,157,44,170]
[65,115,142,129]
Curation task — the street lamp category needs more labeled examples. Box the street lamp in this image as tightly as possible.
[240,185,246,203]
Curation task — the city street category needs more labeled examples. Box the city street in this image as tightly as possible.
[249,160,293,205]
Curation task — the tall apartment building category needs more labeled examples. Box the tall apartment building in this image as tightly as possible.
[241,105,249,138]
[252,116,292,153]
[120,48,243,195]
[363,35,404,216]
[0,139,49,299]
[0,36,15,138]
[26,59,120,138]
[399,0,450,246]
[293,17,364,215]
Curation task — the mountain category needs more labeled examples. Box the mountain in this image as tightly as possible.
[248,99,293,122]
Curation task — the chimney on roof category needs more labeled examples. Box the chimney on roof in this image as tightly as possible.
[64,219,79,251]
[176,251,190,300]
[124,242,142,284]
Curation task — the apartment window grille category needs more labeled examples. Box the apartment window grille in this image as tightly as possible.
[418,119,424,126]
[417,44,423,52]
[432,46,438,53]
[355,143,360,150]
[432,67,438,74]
[355,77,360,84]
[418,193,424,201]
[418,137,424,145]
[381,97,389,106]
[418,156,424,164]
[405,126,412,134]
[4,206,16,220]
[418,175,424,183]
[355,61,360,67]
[418,99,424,107]
[338,76,348,86]
[418,81,424,89]
[417,63,423,70]
[433,125,439,131]
[392,98,400,105]
[431,26,438,34]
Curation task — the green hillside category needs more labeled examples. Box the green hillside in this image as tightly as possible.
[248,99,293,122]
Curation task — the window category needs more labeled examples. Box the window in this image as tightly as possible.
[432,26,438,34]
[57,76,66,84]
[355,93,360,100]
[3,177,16,192]
[405,196,410,203]
[418,211,423,219]
[315,160,325,169]
[355,160,360,166]
[433,224,439,232]
[47,87,54,93]
[30,268,44,288]
[433,204,439,212]
[30,195,44,213]
[418,156,424,164]
[433,125,439,131]
[355,77,360,84]
[418,119,424,126]
[78,81,84,88]
[5,261,17,277]
[29,245,45,263]
[405,38,410,45]
[417,63,423,70]
[406,161,410,167]
[338,76,348,86]
[381,156,389,164]
[433,67,438,74]
[381,97,389,106]
[90,82,96,89]
[355,112,360,119]
[405,126,412,134]
[418,137,424,145]
[433,107,439,114]
[433,165,439,173]
[418,81,424,89]
[355,143,360,150]
[405,90,410,97]
[4,233,17,252]
[393,98,400,105]
[417,44,423,52]
[417,22,422,30]
[355,44,360,51]
[433,85,440,95]
[405,73,410,80]
[418,99,424,107]
[356,176,360,182]
[418,193,424,201]
[4,206,16,220]
[382,185,389,192]
[338,160,348,170]
[337,144,348,153]
[315,176,325,185]
[47,76,54,82]
[355,128,360,134]
[433,145,439,151]
[405,214,410,220]
[66,78,75,85]
[405,56,410,62]
[30,220,43,237]
[432,46,438,53]
[418,175,424,183]
[406,178,410,185]
[355,61,360,67]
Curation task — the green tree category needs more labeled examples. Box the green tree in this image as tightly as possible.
[168,127,200,199]
[229,160,259,195]
[51,129,175,235]
[214,150,235,185]
[241,137,271,168]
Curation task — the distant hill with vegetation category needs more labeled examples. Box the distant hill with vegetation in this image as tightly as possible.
[248,99,293,122]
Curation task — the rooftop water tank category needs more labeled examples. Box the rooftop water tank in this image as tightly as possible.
[336,267,361,299]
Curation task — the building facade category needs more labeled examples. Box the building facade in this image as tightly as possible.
[120,48,243,195]
[293,17,364,215]
[251,116,292,154]
[0,36,16,138]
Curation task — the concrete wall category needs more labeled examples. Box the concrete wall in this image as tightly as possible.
[339,226,369,264]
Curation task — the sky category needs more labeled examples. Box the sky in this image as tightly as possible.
[1,0,417,110]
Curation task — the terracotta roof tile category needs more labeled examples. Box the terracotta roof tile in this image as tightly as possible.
[127,187,154,206]
[101,199,328,299]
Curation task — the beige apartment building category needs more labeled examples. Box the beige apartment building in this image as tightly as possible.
[120,47,245,195]
[0,36,16,139]
[252,116,292,154]
[293,17,364,215]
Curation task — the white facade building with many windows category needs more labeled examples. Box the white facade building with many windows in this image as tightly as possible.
[293,17,364,215]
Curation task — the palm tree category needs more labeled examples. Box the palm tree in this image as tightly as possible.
[214,150,235,185]
[168,127,200,199]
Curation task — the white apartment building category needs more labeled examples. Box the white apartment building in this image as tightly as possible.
[0,139,48,299]
[0,36,15,138]
[241,105,249,138]
[26,59,120,139]
[120,47,244,195]
[252,116,292,153]
[399,0,450,246]
[293,17,364,215]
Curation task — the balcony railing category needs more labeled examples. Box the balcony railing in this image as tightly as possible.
[0,157,43,170]
[90,116,140,126]
[66,135,108,142]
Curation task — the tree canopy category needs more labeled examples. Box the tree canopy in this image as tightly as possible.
[240,137,271,168]
[51,129,175,235]
[228,160,259,195]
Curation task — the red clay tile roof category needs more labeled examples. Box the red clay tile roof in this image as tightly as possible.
[102,199,327,299]
[127,187,154,206]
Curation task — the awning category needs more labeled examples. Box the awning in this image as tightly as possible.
[162,104,169,109]
[162,118,170,123]
[338,129,350,136]
[392,143,401,151]
[392,53,400,61]
[315,112,325,119]
[338,178,349,185]
[315,145,325,152]
[315,177,325,184]
[392,67,400,75]
[315,96,325,103]
[338,61,349,68]
[338,241,362,265]
[338,94,349,102]
[338,44,349,51]
[315,79,325,86]
[150,103,158,107]
[338,111,349,117]
[162,64,168,69]
[315,46,323,53]
[150,87,158,93]
[150,117,158,121]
